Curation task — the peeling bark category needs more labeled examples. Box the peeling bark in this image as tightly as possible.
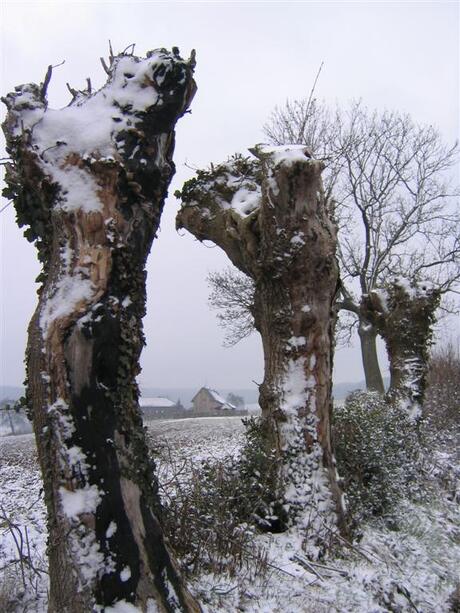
[176,147,347,546]
[2,49,199,611]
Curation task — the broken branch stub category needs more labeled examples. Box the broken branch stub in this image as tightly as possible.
[176,145,347,549]
[2,49,200,611]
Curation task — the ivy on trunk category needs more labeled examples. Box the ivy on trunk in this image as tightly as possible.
[176,146,347,549]
[362,280,441,420]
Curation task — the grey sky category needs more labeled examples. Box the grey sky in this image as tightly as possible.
[1,1,459,390]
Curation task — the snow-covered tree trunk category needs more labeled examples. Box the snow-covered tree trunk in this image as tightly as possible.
[2,49,200,612]
[176,147,346,545]
[363,281,441,420]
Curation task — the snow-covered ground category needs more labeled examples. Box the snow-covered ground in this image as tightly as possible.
[1,417,458,612]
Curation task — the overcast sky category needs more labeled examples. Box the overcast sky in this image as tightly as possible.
[1,1,459,391]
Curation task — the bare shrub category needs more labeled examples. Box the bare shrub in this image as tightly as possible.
[0,506,47,611]
[424,341,460,433]
[154,418,279,578]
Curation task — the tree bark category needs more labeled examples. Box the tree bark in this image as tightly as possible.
[2,49,200,612]
[362,282,440,420]
[357,320,385,394]
[176,147,347,547]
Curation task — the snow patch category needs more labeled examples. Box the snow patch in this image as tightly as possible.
[46,164,103,212]
[106,521,118,539]
[59,484,101,519]
[120,566,132,582]
[105,602,143,613]
[40,274,95,336]
[287,336,307,349]
[230,185,261,216]
[259,144,312,167]
[290,232,305,247]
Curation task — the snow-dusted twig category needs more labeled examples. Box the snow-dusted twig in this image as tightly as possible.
[0,504,47,593]
[292,554,325,581]
[293,554,348,578]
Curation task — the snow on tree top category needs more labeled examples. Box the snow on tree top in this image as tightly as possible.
[177,145,319,220]
[251,144,313,166]
[3,49,193,213]
[177,154,263,218]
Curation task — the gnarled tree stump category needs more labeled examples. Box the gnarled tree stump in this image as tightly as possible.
[362,280,441,419]
[2,48,199,612]
[176,146,347,548]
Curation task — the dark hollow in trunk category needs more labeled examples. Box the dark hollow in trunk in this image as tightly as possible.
[176,146,347,547]
[2,49,200,612]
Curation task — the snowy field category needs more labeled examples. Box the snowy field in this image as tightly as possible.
[1,416,459,612]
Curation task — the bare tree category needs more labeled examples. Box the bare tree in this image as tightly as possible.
[2,48,200,612]
[176,148,347,546]
[424,340,460,431]
[207,268,255,346]
[265,100,460,393]
[206,265,356,350]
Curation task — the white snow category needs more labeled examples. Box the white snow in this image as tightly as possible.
[287,335,307,348]
[59,484,101,519]
[230,185,261,216]
[2,417,459,612]
[9,52,180,216]
[281,357,310,416]
[47,164,103,212]
[105,602,143,613]
[106,521,118,538]
[47,398,75,439]
[290,232,306,247]
[258,144,312,166]
[40,274,95,336]
[120,566,132,582]
[31,53,168,162]
[66,445,90,476]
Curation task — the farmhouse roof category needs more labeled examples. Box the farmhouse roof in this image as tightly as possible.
[139,397,176,408]
[191,387,236,409]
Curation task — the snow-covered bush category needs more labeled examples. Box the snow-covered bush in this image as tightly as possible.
[333,391,421,527]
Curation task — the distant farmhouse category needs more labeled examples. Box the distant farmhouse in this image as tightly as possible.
[190,387,247,417]
[139,387,248,420]
[139,397,186,420]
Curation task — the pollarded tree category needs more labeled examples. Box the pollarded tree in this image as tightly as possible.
[265,100,460,394]
[176,147,347,546]
[361,280,441,419]
[2,48,200,612]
